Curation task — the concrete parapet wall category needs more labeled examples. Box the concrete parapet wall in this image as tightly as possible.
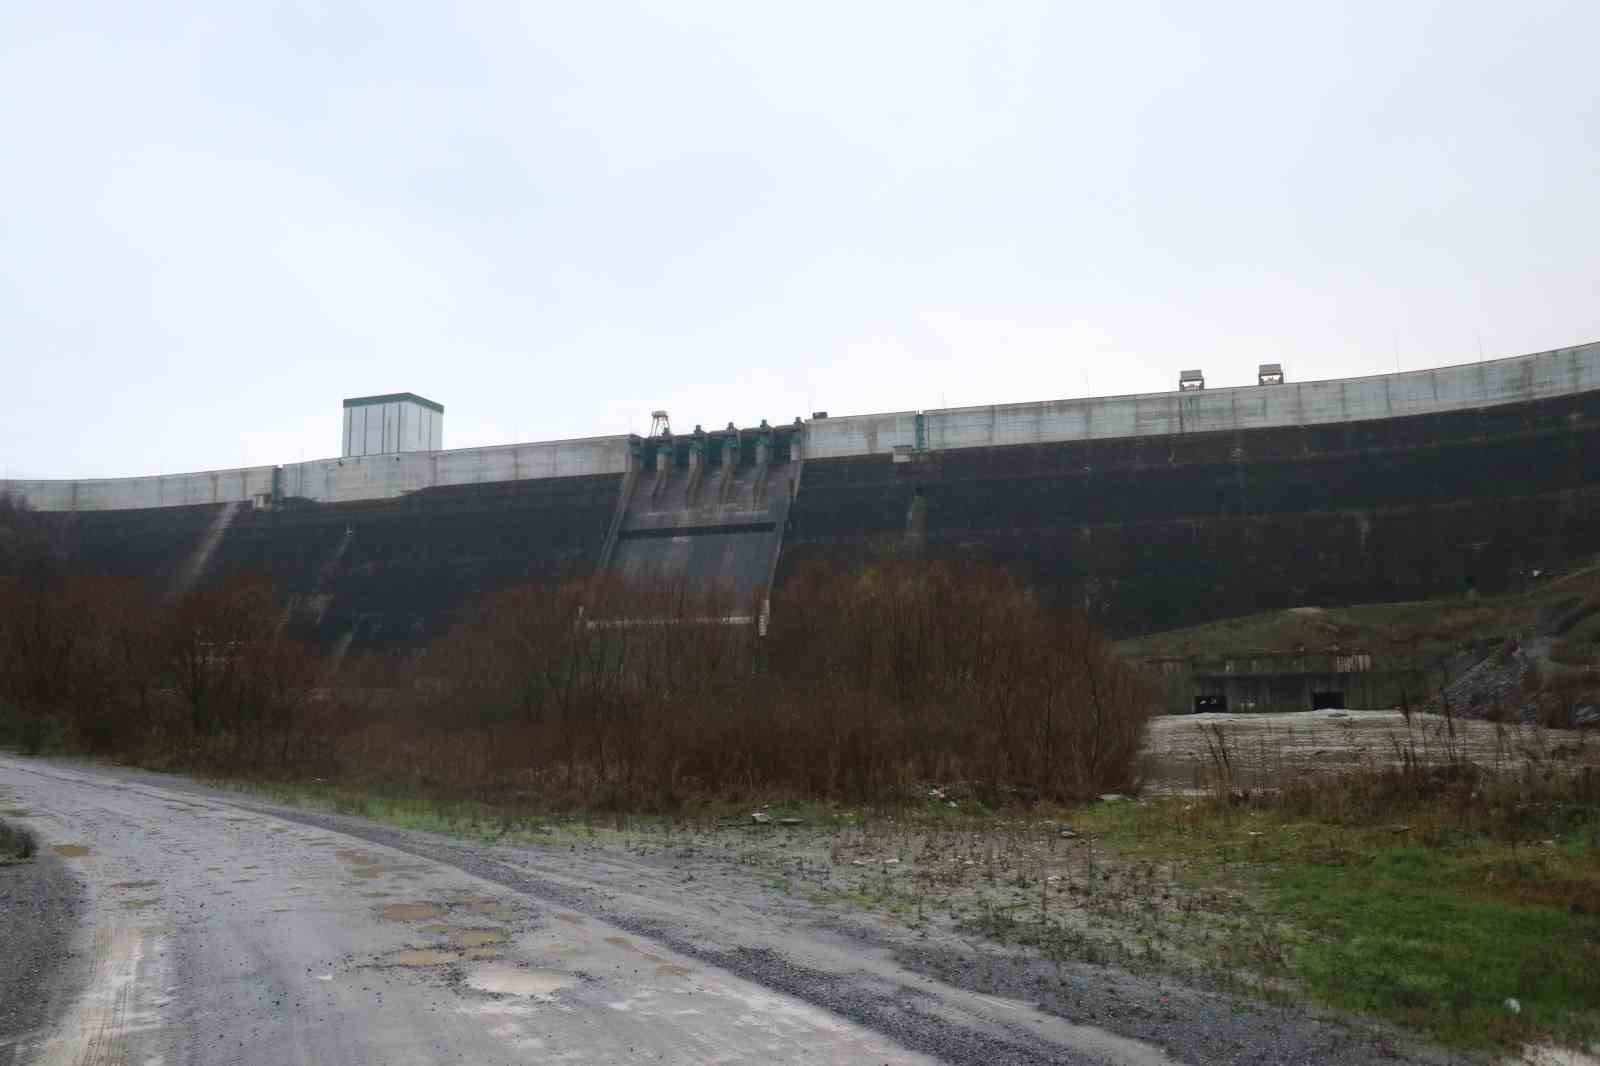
[1,466,278,512]
[4,437,629,512]
[803,411,920,459]
[807,341,1600,458]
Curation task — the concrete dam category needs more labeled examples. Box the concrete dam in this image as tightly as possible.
[6,340,1600,654]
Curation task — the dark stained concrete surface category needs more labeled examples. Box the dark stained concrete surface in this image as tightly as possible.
[782,389,1600,635]
[16,388,1600,646]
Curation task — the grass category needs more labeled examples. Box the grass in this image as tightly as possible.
[0,818,36,862]
[1115,562,1600,669]
[207,777,584,845]
[1070,772,1600,1051]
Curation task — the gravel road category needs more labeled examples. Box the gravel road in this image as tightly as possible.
[0,755,1470,1065]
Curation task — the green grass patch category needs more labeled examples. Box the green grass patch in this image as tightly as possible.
[1074,798,1600,1050]
[1273,845,1599,1047]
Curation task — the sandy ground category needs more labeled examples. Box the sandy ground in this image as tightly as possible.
[0,754,1481,1066]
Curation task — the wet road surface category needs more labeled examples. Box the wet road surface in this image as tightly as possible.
[0,756,1178,1066]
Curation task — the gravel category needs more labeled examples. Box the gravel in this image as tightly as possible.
[0,822,83,1065]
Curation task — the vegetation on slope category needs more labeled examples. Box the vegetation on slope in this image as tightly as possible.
[0,486,1150,805]
[1119,564,1600,726]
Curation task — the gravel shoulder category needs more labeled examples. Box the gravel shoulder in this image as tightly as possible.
[0,812,84,1066]
[6,755,1483,1066]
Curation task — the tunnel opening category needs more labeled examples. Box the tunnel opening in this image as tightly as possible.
[1193,693,1227,713]
[1311,691,1346,710]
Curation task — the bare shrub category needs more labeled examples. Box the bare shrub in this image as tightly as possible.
[0,546,1150,808]
[0,818,36,860]
[394,561,1152,806]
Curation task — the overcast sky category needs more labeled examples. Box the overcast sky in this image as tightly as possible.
[3,1,1596,479]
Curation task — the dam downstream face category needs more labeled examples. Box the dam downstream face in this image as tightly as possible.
[7,342,1600,644]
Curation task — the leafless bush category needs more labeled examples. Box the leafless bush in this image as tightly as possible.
[0,818,35,860]
[382,561,1151,806]
[0,537,1151,808]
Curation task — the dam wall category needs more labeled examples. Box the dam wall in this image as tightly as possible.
[18,474,624,649]
[783,386,1600,634]
[5,340,1600,649]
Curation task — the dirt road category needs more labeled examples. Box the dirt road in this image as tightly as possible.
[0,755,1463,1065]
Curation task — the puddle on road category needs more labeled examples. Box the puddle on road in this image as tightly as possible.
[418,923,453,935]
[111,880,159,890]
[655,964,692,978]
[386,949,460,967]
[465,964,576,999]
[450,930,507,948]
[554,913,585,925]
[121,899,157,910]
[361,890,392,899]
[380,902,445,921]
[604,936,635,951]
[51,844,90,858]
[335,849,380,865]
[351,867,389,880]
[3,808,30,817]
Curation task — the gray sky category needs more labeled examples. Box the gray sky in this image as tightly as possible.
[4,1,1597,479]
